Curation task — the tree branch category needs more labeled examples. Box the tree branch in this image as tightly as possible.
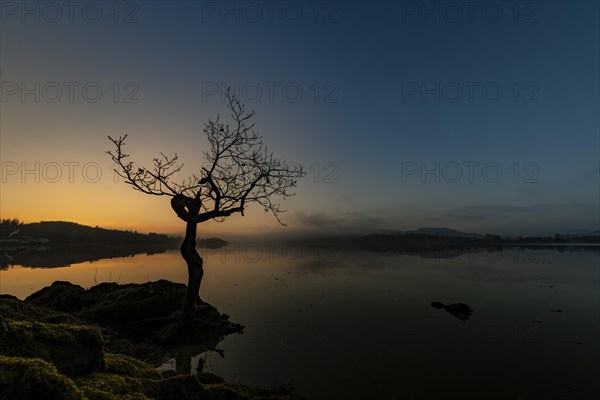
[108,90,305,225]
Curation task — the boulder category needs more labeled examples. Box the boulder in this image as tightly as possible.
[26,280,191,325]
[26,281,86,312]
[84,280,188,325]
[24,280,242,346]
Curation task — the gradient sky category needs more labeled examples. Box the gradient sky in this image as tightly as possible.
[1,1,598,237]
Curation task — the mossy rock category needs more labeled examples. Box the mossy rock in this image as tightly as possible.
[0,296,82,325]
[0,356,85,400]
[103,353,161,380]
[0,319,104,376]
[1,350,302,400]
[26,280,190,326]
[25,281,86,312]
[78,354,302,400]
[0,295,23,317]
[203,383,301,400]
[23,280,241,347]
[75,353,202,399]
[76,370,206,400]
[85,280,188,325]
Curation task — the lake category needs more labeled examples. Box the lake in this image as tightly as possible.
[1,244,598,399]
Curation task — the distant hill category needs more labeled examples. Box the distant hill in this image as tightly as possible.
[355,228,600,252]
[0,220,181,247]
[407,227,483,238]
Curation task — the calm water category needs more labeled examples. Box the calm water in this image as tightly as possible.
[1,245,599,399]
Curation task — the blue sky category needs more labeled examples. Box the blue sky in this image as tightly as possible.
[1,1,598,236]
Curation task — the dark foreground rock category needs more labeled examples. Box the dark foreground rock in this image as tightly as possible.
[26,280,190,324]
[0,356,84,400]
[0,317,103,375]
[25,280,242,346]
[0,352,302,400]
[0,281,303,400]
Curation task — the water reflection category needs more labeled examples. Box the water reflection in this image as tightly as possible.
[196,245,599,400]
[1,245,598,399]
[0,244,177,269]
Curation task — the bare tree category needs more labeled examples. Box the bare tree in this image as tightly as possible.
[107,93,304,328]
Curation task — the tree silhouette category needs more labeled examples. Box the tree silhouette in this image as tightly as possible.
[107,93,304,328]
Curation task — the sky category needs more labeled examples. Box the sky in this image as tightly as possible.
[1,0,598,237]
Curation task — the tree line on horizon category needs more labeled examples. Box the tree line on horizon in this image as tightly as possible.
[0,219,181,246]
[357,232,600,249]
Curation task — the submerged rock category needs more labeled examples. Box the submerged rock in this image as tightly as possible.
[431,301,474,321]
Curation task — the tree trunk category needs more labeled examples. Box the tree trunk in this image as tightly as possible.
[178,202,204,328]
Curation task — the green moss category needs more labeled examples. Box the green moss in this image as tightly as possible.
[0,319,102,356]
[204,383,301,400]
[0,319,104,376]
[10,319,99,338]
[1,320,69,360]
[0,356,84,400]
[103,353,160,380]
[150,374,206,399]
[1,343,300,400]
[76,371,206,400]
[204,384,252,400]
[76,386,119,400]
[82,386,149,400]
[90,354,304,400]
[75,355,203,400]
[76,373,150,399]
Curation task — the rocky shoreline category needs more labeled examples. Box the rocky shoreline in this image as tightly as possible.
[0,280,303,400]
